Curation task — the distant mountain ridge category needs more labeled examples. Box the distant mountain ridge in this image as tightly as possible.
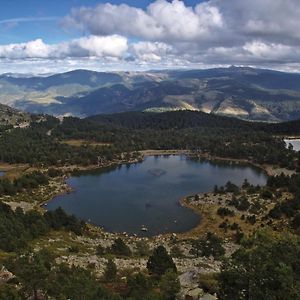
[1,67,300,122]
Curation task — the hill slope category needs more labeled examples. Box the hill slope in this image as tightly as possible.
[0,103,30,126]
[1,67,300,121]
[87,110,300,135]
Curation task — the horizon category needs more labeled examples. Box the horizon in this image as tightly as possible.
[1,0,300,73]
[2,65,300,77]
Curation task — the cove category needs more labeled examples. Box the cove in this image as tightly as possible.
[46,155,267,236]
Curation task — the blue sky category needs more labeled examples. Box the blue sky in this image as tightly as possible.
[0,0,102,43]
[0,0,202,43]
[0,0,299,73]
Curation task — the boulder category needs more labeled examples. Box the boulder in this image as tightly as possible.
[185,287,205,300]
[178,287,204,300]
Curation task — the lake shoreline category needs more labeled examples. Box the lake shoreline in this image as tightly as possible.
[3,150,294,239]
[42,151,272,238]
[141,150,295,177]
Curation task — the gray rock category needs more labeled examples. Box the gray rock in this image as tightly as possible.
[186,287,205,299]
[178,287,204,300]
[179,271,198,287]
[200,294,218,300]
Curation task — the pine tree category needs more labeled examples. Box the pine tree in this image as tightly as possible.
[147,246,176,276]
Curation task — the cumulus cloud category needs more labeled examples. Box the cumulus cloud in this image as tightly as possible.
[217,0,300,43]
[64,0,300,45]
[63,0,223,43]
[60,35,128,58]
[62,0,300,63]
[0,35,128,60]
[130,41,174,62]
[2,0,300,72]
[0,39,50,59]
[242,41,299,62]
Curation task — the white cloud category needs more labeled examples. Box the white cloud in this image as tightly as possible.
[0,35,128,59]
[62,35,128,58]
[0,39,51,59]
[131,41,174,62]
[219,0,300,41]
[64,0,300,45]
[243,41,297,61]
[63,0,223,43]
[2,0,300,72]
[63,0,300,47]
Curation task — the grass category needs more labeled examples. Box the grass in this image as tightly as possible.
[179,190,287,240]
[0,251,15,264]
[198,273,219,294]
[0,164,30,180]
[61,139,112,147]
[30,230,95,257]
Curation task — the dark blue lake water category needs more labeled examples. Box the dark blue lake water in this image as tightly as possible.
[46,155,267,236]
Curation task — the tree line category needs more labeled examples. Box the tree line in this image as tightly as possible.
[0,111,299,170]
[0,203,85,252]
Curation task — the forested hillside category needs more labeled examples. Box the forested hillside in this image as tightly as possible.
[0,110,299,170]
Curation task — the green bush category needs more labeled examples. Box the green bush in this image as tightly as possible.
[190,232,225,258]
[103,259,117,282]
[110,238,132,256]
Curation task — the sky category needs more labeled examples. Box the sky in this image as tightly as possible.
[0,0,300,74]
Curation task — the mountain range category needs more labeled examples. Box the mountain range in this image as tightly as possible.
[1,66,300,122]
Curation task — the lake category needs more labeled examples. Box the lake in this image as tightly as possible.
[285,139,300,152]
[0,172,4,177]
[46,155,267,236]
